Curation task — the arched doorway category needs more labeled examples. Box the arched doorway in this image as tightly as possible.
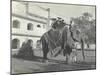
[28,39,33,47]
[12,39,20,49]
[36,40,41,48]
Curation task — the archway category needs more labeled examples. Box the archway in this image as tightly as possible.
[12,39,20,49]
[28,39,33,47]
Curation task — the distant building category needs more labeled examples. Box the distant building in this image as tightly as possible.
[12,1,49,54]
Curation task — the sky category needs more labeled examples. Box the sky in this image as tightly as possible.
[31,2,95,19]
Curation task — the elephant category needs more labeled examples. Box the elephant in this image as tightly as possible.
[40,17,85,63]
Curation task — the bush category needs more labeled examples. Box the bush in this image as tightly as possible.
[17,41,34,60]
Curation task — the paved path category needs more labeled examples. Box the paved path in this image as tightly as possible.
[12,49,96,74]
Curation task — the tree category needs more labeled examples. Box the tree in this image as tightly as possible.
[71,12,96,44]
[70,12,95,61]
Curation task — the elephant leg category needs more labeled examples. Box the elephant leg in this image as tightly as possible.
[41,35,49,62]
[65,53,70,64]
[43,50,48,60]
[42,43,49,62]
[42,49,49,63]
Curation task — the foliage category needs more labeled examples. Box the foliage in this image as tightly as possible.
[17,41,34,59]
[71,12,96,44]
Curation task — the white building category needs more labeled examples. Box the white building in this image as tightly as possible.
[12,1,49,54]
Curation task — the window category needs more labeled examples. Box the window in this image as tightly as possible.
[27,23,33,30]
[12,39,20,49]
[13,20,20,28]
[37,24,41,28]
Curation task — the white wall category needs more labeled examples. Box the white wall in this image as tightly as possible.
[12,16,47,52]
[12,16,46,36]
[12,1,26,16]
[12,1,48,23]
[12,1,48,53]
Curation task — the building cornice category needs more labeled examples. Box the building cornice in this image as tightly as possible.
[12,33,41,38]
[12,13,47,24]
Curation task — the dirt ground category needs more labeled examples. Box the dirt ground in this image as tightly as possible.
[11,50,96,74]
